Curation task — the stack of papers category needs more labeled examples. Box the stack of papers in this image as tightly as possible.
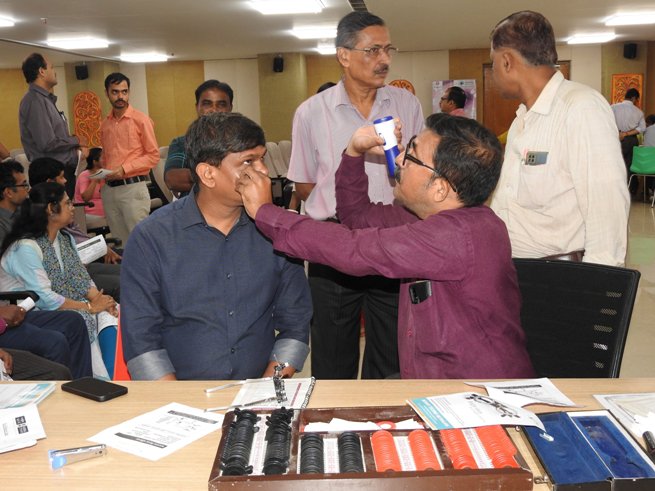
[0,382,56,408]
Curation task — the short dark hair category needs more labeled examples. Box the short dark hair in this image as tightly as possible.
[424,113,503,207]
[625,88,640,100]
[2,182,66,257]
[104,72,130,90]
[447,86,467,109]
[646,114,655,126]
[22,53,47,83]
[185,112,266,183]
[86,147,103,171]
[491,11,558,67]
[336,11,385,48]
[0,160,25,197]
[195,80,234,105]
[28,157,65,186]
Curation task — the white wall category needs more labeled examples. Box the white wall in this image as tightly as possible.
[204,59,261,123]
[118,63,150,115]
[389,51,450,119]
[557,44,602,92]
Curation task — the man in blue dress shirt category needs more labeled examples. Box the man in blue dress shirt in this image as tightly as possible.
[120,113,312,380]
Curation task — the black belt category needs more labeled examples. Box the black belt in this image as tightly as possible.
[106,175,148,187]
[543,250,585,262]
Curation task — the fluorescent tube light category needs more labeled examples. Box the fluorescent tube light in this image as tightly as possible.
[120,52,169,63]
[47,37,108,50]
[316,43,336,55]
[606,13,655,26]
[251,0,324,15]
[0,17,15,27]
[567,33,616,45]
[292,27,336,39]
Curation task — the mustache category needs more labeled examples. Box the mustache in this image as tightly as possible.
[374,64,389,74]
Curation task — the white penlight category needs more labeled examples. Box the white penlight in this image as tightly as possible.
[0,17,15,27]
[292,27,336,39]
[316,43,336,55]
[120,52,169,63]
[567,33,617,45]
[251,0,324,15]
[47,37,109,50]
[605,13,655,26]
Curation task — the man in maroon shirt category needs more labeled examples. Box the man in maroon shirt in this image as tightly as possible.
[236,114,534,379]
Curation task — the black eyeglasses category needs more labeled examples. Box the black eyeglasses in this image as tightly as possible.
[13,183,30,190]
[342,45,398,58]
[402,136,458,193]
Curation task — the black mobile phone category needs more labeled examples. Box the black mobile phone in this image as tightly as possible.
[409,280,432,304]
[61,377,128,402]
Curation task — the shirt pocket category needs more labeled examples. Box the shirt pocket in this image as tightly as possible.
[515,158,556,210]
[411,294,449,355]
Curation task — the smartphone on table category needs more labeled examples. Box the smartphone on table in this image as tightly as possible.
[61,377,127,402]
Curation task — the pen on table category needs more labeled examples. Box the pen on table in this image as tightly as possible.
[643,431,655,458]
[49,444,107,469]
[205,377,273,394]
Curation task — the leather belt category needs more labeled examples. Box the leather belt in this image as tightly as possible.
[543,250,585,262]
[106,175,148,188]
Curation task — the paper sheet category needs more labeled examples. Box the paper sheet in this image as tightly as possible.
[76,234,108,265]
[89,402,223,461]
[88,169,115,180]
[0,404,46,453]
[408,391,545,431]
[229,377,315,410]
[595,392,655,437]
[466,378,579,407]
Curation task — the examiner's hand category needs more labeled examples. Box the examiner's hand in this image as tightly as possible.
[0,305,26,329]
[345,119,404,158]
[236,167,273,218]
[0,348,13,374]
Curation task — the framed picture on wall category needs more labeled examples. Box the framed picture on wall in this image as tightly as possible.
[611,73,643,106]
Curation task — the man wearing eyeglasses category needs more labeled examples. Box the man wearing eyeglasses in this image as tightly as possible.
[439,87,468,117]
[287,11,424,380]
[0,160,31,244]
[237,115,535,379]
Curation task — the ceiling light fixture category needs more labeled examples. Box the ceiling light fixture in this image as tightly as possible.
[251,0,324,15]
[292,27,336,39]
[47,37,108,50]
[0,17,15,27]
[316,42,336,55]
[120,52,169,63]
[567,33,616,45]
[605,13,655,26]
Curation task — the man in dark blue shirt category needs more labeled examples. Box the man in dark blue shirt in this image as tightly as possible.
[120,113,311,380]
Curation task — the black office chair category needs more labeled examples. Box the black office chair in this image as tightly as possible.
[513,258,640,378]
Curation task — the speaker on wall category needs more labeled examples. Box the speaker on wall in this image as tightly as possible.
[273,55,284,73]
[624,43,637,59]
[75,64,89,80]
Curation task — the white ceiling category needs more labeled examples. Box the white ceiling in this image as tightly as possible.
[0,0,654,69]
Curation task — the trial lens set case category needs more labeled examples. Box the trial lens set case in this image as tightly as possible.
[208,405,534,490]
[524,410,655,490]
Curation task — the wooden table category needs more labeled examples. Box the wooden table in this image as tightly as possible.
[1,378,653,490]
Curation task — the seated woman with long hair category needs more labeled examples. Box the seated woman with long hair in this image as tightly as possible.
[74,147,106,230]
[0,182,118,379]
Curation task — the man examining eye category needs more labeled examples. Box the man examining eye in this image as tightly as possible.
[237,114,535,380]
[287,11,424,381]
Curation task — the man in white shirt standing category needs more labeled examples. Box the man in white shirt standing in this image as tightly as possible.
[488,10,629,266]
[612,88,646,194]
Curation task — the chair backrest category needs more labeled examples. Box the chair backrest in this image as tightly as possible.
[149,158,174,206]
[278,140,292,172]
[513,258,640,378]
[14,154,31,182]
[630,146,655,175]
[265,141,287,177]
